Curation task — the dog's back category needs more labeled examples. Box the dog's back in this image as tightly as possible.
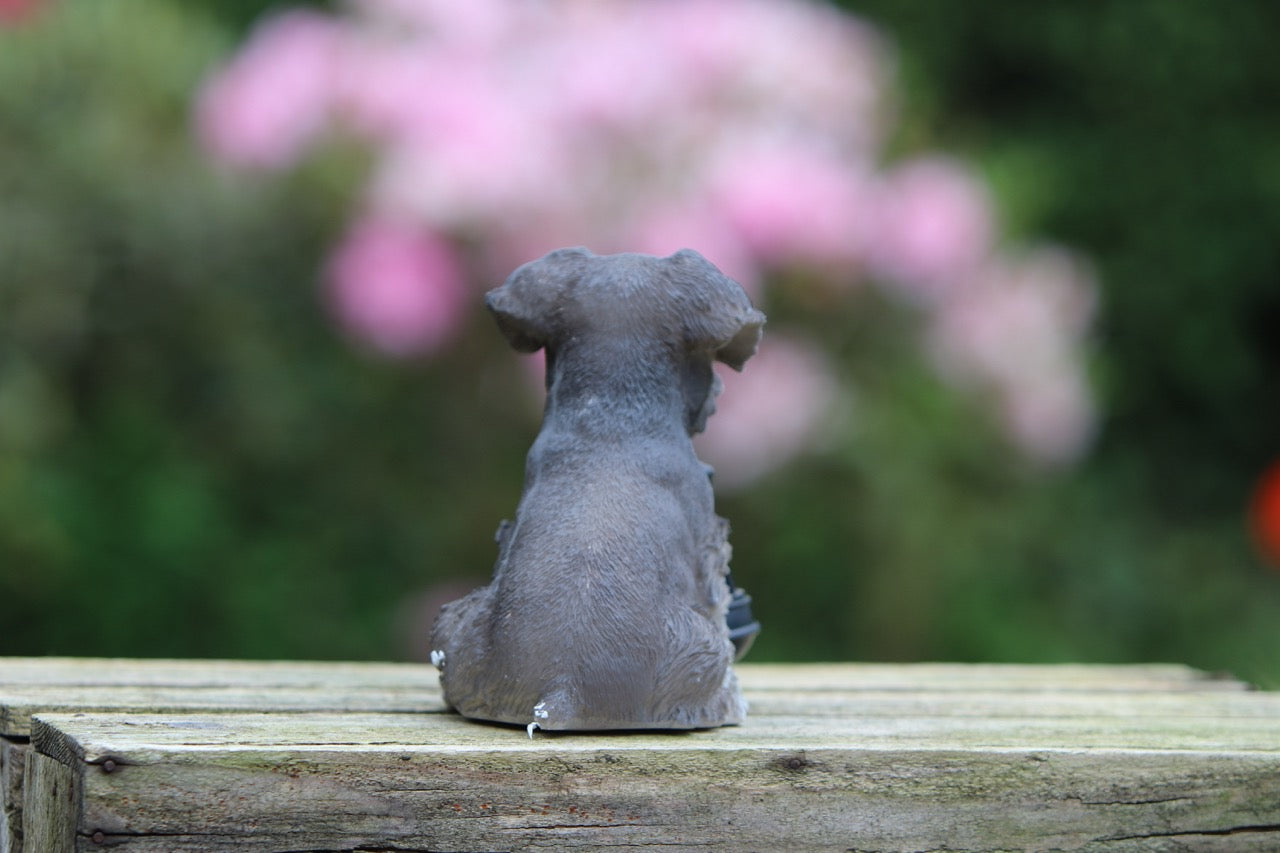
[431,248,763,731]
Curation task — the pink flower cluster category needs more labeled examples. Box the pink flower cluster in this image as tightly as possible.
[197,0,1098,479]
[0,0,42,25]
[928,250,1098,466]
[694,336,840,490]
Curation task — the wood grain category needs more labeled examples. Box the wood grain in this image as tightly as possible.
[19,754,76,853]
[0,658,441,853]
[5,661,1276,852]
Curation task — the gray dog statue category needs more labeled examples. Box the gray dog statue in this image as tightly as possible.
[430,247,764,734]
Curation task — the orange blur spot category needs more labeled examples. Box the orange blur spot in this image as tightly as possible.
[1250,460,1280,569]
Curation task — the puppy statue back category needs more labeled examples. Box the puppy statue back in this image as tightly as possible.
[430,247,764,732]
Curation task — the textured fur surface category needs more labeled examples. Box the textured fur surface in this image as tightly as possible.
[430,248,764,731]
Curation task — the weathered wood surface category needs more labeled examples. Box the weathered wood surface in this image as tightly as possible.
[20,752,75,853]
[3,659,1244,739]
[0,658,442,736]
[0,741,23,853]
[4,659,1277,852]
[1,658,439,853]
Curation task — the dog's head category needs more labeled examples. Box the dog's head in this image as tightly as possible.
[487,247,764,365]
[486,248,764,433]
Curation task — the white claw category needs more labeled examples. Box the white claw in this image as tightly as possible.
[429,649,445,669]
[527,721,540,739]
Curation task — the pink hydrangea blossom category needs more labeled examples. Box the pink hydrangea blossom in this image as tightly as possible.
[195,10,340,169]
[867,157,996,302]
[351,0,517,46]
[999,371,1096,468]
[694,336,839,490]
[653,0,890,153]
[200,0,1100,475]
[707,142,873,271]
[325,217,467,357]
[327,37,436,141]
[549,4,704,131]
[0,0,42,26]
[928,249,1097,466]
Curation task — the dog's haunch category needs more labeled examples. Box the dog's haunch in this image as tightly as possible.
[430,248,764,733]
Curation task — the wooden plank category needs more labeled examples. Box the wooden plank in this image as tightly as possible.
[2,661,1257,743]
[5,682,1270,745]
[734,662,1250,692]
[4,660,1273,851]
[25,680,1280,852]
[0,659,1263,852]
[0,660,1247,740]
[0,658,434,695]
[0,657,1245,694]
[0,657,442,853]
[30,702,1280,756]
[0,684,444,738]
[746,688,1280,718]
[19,753,77,853]
[0,740,23,853]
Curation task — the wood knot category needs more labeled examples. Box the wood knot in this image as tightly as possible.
[774,754,811,772]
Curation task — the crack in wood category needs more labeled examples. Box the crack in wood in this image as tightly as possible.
[509,823,660,831]
[275,848,442,853]
[1079,795,1195,806]
[82,834,443,852]
[273,849,441,853]
[1097,822,1280,842]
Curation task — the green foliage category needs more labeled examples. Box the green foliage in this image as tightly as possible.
[784,0,1280,684]
[0,0,531,659]
[854,0,1280,510]
[2,0,1277,689]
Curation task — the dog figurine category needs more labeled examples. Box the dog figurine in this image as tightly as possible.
[430,247,764,733]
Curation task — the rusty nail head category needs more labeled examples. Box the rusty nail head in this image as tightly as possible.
[102,759,117,773]
[92,830,106,844]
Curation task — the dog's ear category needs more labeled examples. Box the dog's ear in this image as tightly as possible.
[667,249,766,371]
[485,247,593,352]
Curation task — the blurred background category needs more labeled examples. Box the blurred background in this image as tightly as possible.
[2,0,1278,686]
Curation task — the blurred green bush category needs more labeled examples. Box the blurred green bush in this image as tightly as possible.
[2,0,1277,687]
[0,0,534,659]
[849,0,1280,684]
